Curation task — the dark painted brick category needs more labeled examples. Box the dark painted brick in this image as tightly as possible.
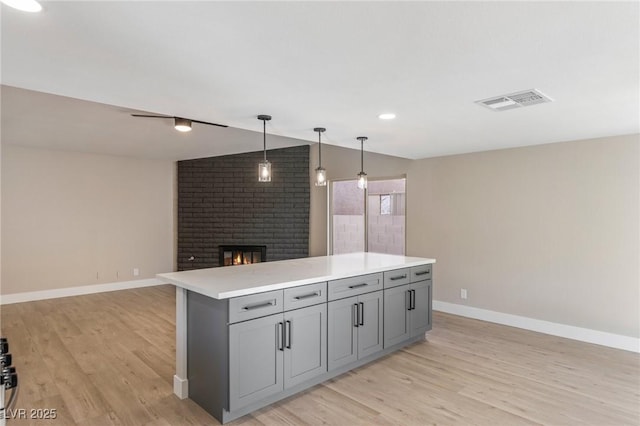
[177,145,310,270]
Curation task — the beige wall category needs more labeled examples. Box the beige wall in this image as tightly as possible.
[406,134,639,338]
[4,132,638,339]
[1,144,175,294]
[309,143,412,256]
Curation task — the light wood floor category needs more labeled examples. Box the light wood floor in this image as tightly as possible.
[1,285,638,425]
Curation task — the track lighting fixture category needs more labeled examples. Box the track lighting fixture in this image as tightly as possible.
[131,114,227,131]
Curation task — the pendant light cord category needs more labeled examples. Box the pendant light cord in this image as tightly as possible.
[318,132,322,166]
[360,139,364,173]
[263,119,267,161]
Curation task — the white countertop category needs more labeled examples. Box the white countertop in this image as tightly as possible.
[157,252,435,299]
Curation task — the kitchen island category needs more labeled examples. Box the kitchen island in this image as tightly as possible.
[158,252,435,423]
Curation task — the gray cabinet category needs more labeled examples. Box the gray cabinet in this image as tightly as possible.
[327,273,383,301]
[383,284,411,347]
[327,297,357,370]
[229,313,283,411]
[228,289,283,323]
[383,279,432,348]
[188,264,433,424]
[410,280,432,337]
[229,302,327,411]
[327,290,383,371]
[284,303,327,388]
[383,268,411,288]
[357,291,384,358]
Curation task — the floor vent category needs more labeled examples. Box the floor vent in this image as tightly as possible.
[476,89,553,112]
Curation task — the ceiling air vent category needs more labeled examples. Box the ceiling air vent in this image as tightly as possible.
[476,89,553,112]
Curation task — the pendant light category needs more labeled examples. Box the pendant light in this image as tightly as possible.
[257,115,272,182]
[313,127,327,187]
[356,136,368,190]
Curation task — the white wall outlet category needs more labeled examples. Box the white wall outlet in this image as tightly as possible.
[133,268,140,277]
[460,288,468,300]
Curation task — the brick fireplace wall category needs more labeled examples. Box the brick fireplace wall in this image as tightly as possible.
[177,145,310,271]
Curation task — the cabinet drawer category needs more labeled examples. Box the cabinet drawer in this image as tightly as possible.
[328,273,383,301]
[383,268,411,288]
[229,290,284,323]
[284,282,327,311]
[411,264,432,281]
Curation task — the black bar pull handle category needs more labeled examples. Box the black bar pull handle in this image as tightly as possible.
[285,320,292,349]
[243,300,275,311]
[348,283,369,289]
[353,304,359,327]
[294,291,320,300]
[0,353,12,367]
[359,302,364,326]
[411,290,416,310]
[390,274,407,281]
[406,289,411,311]
[277,322,284,351]
[415,270,430,276]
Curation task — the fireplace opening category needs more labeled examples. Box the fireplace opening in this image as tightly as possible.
[219,245,267,266]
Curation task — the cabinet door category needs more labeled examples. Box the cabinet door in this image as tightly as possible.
[383,285,411,348]
[410,280,432,337]
[284,304,327,389]
[357,291,384,359]
[327,296,358,371]
[229,313,284,411]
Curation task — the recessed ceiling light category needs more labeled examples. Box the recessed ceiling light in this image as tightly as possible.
[378,113,396,120]
[1,0,42,12]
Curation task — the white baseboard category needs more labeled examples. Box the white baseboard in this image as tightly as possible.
[0,278,164,305]
[433,300,640,353]
[173,375,189,399]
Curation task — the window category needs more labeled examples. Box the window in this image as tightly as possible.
[380,194,391,215]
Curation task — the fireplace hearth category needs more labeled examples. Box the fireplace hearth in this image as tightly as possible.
[219,245,267,266]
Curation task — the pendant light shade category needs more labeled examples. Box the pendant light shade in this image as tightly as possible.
[314,127,327,187]
[356,136,368,190]
[357,171,367,190]
[174,117,192,132]
[257,115,272,182]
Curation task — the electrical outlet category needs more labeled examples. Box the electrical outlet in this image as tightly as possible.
[133,268,140,277]
[460,288,468,300]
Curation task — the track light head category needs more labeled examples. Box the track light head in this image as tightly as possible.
[174,117,192,132]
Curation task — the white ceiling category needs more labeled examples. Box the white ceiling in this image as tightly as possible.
[1,1,638,161]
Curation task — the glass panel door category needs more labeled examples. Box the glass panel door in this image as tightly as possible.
[330,177,406,256]
[330,180,364,254]
[367,178,406,255]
